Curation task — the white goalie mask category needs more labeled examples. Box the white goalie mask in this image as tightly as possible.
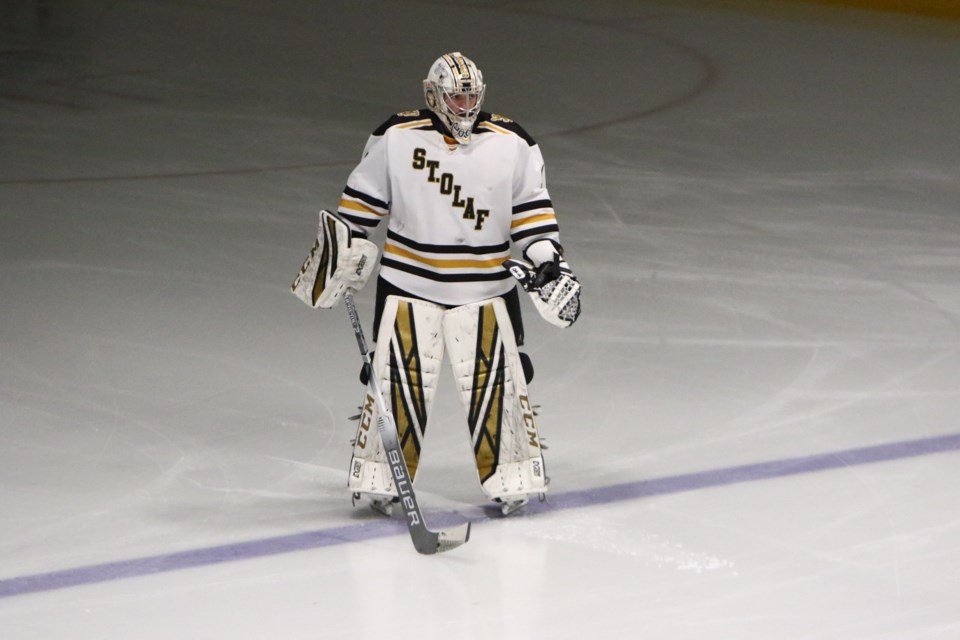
[423,52,486,145]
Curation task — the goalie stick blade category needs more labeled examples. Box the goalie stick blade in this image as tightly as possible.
[411,521,472,555]
[438,522,472,554]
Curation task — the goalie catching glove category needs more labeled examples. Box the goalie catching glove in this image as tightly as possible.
[503,241,581,328]
[291,209,378,309]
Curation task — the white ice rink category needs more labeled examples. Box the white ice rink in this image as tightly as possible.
[3,0,960,637]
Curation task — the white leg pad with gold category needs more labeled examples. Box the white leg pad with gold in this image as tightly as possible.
[443,298,547,501]
[347,296,445,496]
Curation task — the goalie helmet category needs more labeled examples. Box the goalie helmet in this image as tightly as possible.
[423,52,485,145]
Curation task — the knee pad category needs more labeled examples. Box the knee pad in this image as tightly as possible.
[519,352,534,384]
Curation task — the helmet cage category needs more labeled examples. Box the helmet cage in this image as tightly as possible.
[423,53,485,144]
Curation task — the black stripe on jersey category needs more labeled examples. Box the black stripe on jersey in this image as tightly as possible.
[387,229,509,255]
[343,185,388,211]
[340,212,380,229]
[372,109,434,136]
[512,199,553,214]
[381,257,513,282]
[511,224,560,243]
[475,112,537,146]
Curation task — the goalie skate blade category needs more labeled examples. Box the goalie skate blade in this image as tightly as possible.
[412,522,472,555]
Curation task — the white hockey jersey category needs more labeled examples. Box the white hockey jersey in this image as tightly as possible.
[337,109,562,306]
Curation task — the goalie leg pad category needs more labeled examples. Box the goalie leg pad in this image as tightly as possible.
[291,209,378,309]
[443,298,547,501]
[347,296,445,495]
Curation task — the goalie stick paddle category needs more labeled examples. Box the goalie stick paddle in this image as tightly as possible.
[342,291,471,555]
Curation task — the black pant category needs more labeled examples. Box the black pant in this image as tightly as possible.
[372,276,525,346]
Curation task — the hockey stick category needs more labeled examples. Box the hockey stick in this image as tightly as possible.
[343,291,471,554]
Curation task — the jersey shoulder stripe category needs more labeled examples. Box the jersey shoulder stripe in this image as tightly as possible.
[372,109,440,136]
[475,112,536,146]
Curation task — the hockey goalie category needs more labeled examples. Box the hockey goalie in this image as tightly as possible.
[292,52,581,517]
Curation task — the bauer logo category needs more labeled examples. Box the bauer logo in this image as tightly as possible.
[387,450,421,526]
[388,449,407,482]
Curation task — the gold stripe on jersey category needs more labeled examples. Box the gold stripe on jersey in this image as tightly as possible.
[384,243,509,271]
[477,121,511,136]
[338,197,387,217]
[395,118,433,130]
[511,212,557,230]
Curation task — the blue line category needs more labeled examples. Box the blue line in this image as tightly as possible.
[540,432,960,511]
[3,432,959,599]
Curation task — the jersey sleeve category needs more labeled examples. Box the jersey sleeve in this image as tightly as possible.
[509,138,562,257]
[337,131,391,238]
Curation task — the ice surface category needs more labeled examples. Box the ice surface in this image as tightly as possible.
[2,1,959,638]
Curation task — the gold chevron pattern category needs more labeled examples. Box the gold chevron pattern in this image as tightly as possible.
[467,304,506,483]
[388,301,429,478]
